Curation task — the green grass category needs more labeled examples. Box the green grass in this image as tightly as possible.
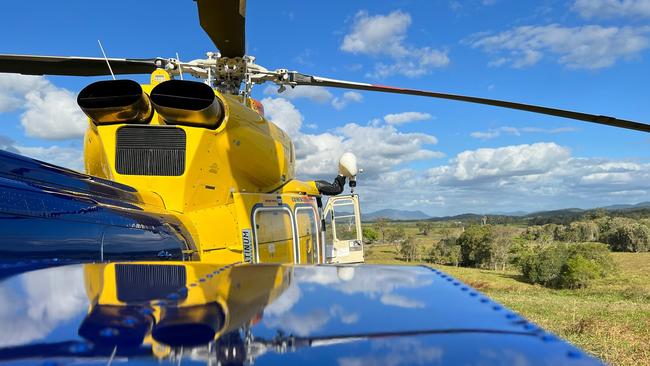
[366,243,650,366]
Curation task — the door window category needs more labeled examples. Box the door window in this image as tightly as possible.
[296,207,319,264]
[253,208,295,263]
[333,199,358,241]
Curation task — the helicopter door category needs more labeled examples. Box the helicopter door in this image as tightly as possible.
[252,207,297,264]
[323,194,364,264]
[295,206,320,264]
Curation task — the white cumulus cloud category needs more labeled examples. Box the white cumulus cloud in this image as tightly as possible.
[263,85,363,110]
[0,74,49,113]
[384,112,433,125]
[0,134,84,172]
[16,145,84,172]
[341,10,449,78]
[467,24,650,69]
[263,85,333,104]
[332,91,363,110]
[429,142,570,182]
[362,142,650,215]
[0,74,87,140]
[573,0,650,19]
[470,126,577,140]
[261,97,304,137]
[262,99,650,216]
[261,97,443,180]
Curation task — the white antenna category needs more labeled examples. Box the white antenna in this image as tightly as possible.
[97,40,115,80]
[176,52,184,80]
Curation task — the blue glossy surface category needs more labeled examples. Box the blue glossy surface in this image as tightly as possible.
[0,263,604,365]
[0,150,139,203]
[0,150,192,261]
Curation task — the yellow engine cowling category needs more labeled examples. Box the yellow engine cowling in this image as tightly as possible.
[83,78,295,207]
[81,73,299,259]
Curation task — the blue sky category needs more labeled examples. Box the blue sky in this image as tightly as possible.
[0,0,649,215]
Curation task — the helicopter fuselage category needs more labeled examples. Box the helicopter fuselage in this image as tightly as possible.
[83,70,325,264]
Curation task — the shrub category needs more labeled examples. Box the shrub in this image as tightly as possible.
[416,222,434,236]
[489,226,519,270]
[399,236,419,262]
[457,225,519,269]
[519,242,614,289]
[362,227,379,244]
[458,225,493,268]
[427,237,461,266]
[566,242,615,275]
[508,238,535,269]
[372,218,390,242]
[386,227,406,244]
[520,243,567,287]
[568,221,599,242]
[601,221,650,252]
[522,225,555,243]
[558,256,600,289]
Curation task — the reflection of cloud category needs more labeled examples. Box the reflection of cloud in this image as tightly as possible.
[330,305,359,325]
[264,279,301,316]
[338,339,443,366]
[0,266,87,346]
[298,266,432,308]
[479,348,530,366]
[380,294,424,309]
[265,309,330,336]
[263,267,428,336]
[264,290,360,335]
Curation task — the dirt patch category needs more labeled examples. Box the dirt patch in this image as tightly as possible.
[465,280,492,291]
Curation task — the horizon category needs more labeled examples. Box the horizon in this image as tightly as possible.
[0,0,648,216]
[363,200,650,218]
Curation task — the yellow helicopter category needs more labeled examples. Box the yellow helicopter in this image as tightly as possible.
[0,0,648,267]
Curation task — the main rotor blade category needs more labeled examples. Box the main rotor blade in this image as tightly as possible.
[196,0,246,58]
[0,54,162,76]
[289,73,650,133]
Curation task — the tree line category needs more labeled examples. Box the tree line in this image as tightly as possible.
[364,214,650,289]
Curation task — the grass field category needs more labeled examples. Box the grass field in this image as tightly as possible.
[365,243,650,366]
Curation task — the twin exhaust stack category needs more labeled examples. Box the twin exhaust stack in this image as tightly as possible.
[77,79,224,129]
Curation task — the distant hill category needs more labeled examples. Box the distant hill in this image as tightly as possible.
[489,210,529,216]
[524,208,585,218]
[363,209,430,221]
[601,202,650,211]
[361,201,650,224]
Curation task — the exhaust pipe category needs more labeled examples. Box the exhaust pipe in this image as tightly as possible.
[150,80,224,129]
[78,304,154,347]
[77,80,153,125]
[151,302,225,347]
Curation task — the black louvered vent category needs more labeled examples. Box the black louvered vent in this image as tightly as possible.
[116,264,187,302]
[116,126,186,176]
